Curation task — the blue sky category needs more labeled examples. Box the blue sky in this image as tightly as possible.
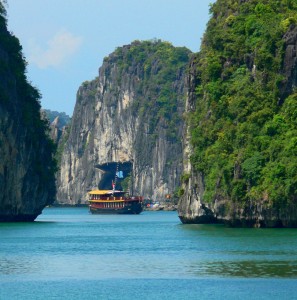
[6,0,213,116]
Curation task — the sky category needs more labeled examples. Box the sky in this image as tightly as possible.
[6,0,213,116]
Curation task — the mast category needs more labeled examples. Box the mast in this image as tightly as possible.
[131,159,134,196]
[113,161,120,195]
[126,160,134,196]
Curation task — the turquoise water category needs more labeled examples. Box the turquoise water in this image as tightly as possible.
[1,208,297,299]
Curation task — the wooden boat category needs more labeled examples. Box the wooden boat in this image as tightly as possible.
[88,189,143,214]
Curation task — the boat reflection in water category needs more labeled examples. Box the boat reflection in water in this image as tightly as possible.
[88,190,143,214]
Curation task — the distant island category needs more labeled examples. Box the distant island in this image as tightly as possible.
[43,109,71,129]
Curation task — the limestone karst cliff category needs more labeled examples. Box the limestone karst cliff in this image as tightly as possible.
[0,4,56,221]
[178,0,297,227]
[57,40,191,204]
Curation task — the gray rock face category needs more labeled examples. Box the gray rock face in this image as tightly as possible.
[0,12,56,221]
[177,56,231,225]
[281,26,297,102]
[178,56,216,224]
[49,116,62,144]
[57,41,190,204]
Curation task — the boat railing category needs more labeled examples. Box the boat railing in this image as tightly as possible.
[90,195,143,201]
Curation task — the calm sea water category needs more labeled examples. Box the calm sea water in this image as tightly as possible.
[1,208,297,299]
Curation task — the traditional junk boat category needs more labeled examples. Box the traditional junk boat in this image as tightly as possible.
[88,189,143,214]
[88,163,143,214]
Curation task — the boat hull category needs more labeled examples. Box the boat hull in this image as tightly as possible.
[89,203,143,215]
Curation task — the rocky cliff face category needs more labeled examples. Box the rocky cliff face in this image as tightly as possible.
[49,115,70,146]
[178,0,297,227]
[281,26,297,101]
[57,40,191,204]
[49,116,62,144]
[0,6,56,221]
[178,55,216,224]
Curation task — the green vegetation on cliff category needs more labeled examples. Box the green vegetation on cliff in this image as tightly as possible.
[106,39,191,143]
[189,0,297,209]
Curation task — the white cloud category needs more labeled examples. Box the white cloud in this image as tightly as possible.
[28,29,83,69]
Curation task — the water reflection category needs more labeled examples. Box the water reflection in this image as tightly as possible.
[179,224,297,278]
[188,260,297,278]
[181,223,297,240]
[0,257,40,276]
